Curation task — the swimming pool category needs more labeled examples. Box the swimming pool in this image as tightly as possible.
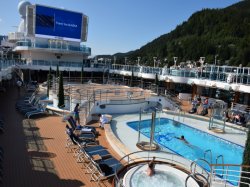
[127,118,244,184]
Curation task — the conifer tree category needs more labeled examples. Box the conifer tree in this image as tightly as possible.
[49,66,52,76]
[155,73,159,95]
[56,65,59,78]
[155,73,159,86]
[47,74,50,97]
[57,72,65,108]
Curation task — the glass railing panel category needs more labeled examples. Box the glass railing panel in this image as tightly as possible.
[59,62,70,67]
[15,41,91,54]
[71,62,81,67]
[32,60,38,65]
[35,43,49,48]
[44,61,51,66]
[16,41,32,47]
[51,61,59,66]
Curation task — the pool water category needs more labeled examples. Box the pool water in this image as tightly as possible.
[131,170,183,187]
[127,118,244,184]
[123,164,199,187]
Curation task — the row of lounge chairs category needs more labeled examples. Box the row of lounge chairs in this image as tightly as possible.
[15,92,47,119]
[65,117,122,185]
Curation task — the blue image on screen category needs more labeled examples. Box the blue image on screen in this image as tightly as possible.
[35,5,82,40]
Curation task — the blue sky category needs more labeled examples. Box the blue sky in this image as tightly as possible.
[0,0,239,55]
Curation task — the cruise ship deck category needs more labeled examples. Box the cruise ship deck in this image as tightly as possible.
[0,1,249,186]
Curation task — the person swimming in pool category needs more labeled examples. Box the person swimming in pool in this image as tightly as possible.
[175,135,189,144]
[175,135,201,150]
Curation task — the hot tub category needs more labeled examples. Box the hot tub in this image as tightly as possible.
[123,164,199,187]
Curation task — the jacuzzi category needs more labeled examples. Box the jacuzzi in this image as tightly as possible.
[123,164,199,187]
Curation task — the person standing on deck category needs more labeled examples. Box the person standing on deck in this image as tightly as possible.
[74,103,80,126]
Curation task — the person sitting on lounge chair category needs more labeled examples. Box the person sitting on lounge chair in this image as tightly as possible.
[200,107,208,116]
[98,114,109,128]
[189,105,197,114]
[66,125,80,145]
[235,114,246,126]
[203,97,209,108]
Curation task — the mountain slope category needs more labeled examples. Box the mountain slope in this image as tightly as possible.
[115,0,250,67]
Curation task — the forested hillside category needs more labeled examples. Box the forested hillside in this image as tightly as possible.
[114,0,250,67]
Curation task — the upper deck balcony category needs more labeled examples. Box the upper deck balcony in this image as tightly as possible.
[14,59,250,93]
[14,40,91,55]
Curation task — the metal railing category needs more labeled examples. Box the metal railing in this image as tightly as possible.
[12,59,250,85]
[210,164,250,187]
[50,77,153,124]
[114,150,209,187]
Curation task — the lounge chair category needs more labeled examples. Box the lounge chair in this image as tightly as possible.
[19,103,41,114]
[89,156,122,184]
[67,116,97,135]
[86,149,111,160]
[66,134,97,154]
[86,157,120,175]
[16,94,46,111]
[79,148,112,168]
[23,102,48,118]
[16,95,37,109]
[16,97,40,111]
[25,107,47,119]
[73,139,98,158]
[84,145,106,154]
[16,93,36,106]
[77,145,106,163]
[78,133,96,141]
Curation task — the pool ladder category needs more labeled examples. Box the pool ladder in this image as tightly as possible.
[188,158,211,187]
[215,154,224,176]
[204,150,225,180]
[204,149,212,164]
[185,173,210,187]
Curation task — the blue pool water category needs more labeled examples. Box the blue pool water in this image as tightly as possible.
[127,118,244,185]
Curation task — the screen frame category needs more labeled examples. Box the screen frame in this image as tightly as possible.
[34,4,83,42]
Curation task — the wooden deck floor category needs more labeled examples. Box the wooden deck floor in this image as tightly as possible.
[0,86,117,187]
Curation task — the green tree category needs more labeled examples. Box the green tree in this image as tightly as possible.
[49,66,52,76]
[57,72,65,108]
[155,73,159,95]
[47,74,50,97]
[56,65,59,78]
[240,127,250,187]
[155,73,159,86]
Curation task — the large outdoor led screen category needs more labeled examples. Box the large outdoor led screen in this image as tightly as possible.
[35,5,83,42]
